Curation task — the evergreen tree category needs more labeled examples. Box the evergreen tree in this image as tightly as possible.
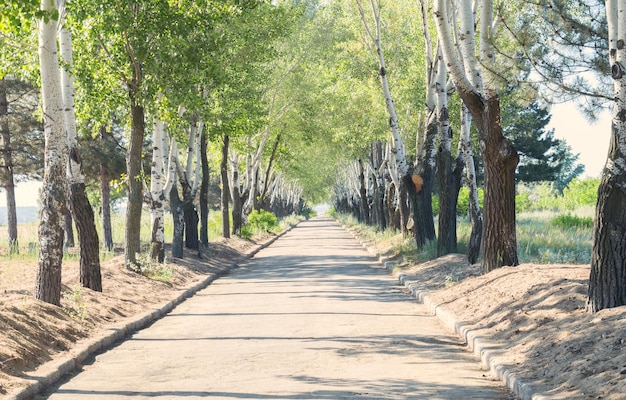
[503,100,584,189]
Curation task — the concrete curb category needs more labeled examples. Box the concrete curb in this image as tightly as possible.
[343,225,546,400]
[8,226,293,400]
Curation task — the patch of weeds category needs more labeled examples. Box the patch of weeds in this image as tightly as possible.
[62,285,87,322]
[133,252,173,284]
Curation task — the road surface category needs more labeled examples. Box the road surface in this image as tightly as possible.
[40,217,514,399]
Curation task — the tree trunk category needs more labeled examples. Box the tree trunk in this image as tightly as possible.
[436,71,457,255]
[231,157,244,236]
[183,201,199,249]
[477,95,519,272]
[71,182,102,291]
[412,118,437,248]
[587,0,626,312]
[170,184,184,259]
[60,21,101,291]
[125,98,145,268]
[220,135,231,239]
[100,163,113,252]
[461,105,483,264]
[358,158,370,225]
[370,141,386,231]
[0,79,18,254]
[199,132,209,247]
[35,0,67,306]
[64,212,75,249]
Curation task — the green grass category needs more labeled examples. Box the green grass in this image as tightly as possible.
[337,208,593,266]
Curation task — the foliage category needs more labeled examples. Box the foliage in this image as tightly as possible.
[551,214,594,230]
[502,99,584,188]
[62,285,88,322]
[132,252,173,284]
[247,210,278,233]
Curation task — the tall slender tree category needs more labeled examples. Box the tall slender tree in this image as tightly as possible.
[35,0,67,306]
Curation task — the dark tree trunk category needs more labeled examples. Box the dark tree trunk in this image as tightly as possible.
[70,182,102,291]
[183,201,199,249]
[199,132,209,247]
[437,124,457,256]
[0,80,18,254]
[100,127,113,252]
[358,158,370,225]
[125,98,145,269]
[587,123,626,312]
[170,184,184,259]
[474,95,519,272]
[369,142,386,231]
[231,167,243,236]
[398,181,410,236]
[64,212,75,249]
[100,163,113,251]
[220,135,231,239]
[410,118,437,249]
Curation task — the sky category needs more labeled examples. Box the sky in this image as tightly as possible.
[0,102,613,209]
[548,102,611,179]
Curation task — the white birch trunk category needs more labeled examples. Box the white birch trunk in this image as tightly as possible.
[35,0,68,305]
[356,0,408,177]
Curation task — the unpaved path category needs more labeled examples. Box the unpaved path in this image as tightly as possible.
[38,217,514,399]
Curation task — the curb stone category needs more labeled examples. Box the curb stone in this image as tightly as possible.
[341,223,547,400]
[8,226,294,400]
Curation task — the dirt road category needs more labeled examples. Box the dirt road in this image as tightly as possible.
[39,217,514,399]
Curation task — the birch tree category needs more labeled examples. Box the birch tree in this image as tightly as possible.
[356,0,411,233]
[587,0,626,312]
[434,0,520,272]
[147,110,176,262]
[34,0,67,306]
[59,12,102,291]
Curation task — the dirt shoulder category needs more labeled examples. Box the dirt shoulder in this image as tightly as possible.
[356,232,626,400]
[0,234,276,399]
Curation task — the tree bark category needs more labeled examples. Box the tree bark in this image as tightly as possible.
[183,201,199,249]
[63,212,74,249]
[476,95,519,272]
[358,158,370,225]
[587,0,626,312]
[125,98,145,268]
[170,183,184,259]
[220,135,231,239]
[461,105,483,264]
[0,79,18,254]
[60,21,102,291]
[435,53,457,256]
[100,161,113,252]
[99,126,114,252]
[35,0,67,306]
[199,132,209,247]
[411,118,437,248]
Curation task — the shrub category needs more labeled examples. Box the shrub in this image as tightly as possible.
[247,210,278,233]
[551,213,594,229]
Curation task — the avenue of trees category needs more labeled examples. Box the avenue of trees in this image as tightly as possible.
[0,0,624,312]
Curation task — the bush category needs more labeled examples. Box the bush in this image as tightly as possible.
[247,210,278,233]
[456,187,484,216]
[551,214,594,230]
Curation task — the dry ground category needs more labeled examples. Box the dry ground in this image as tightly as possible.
[358,229,626,400]
[1,224,626,400]
[0,235,262,399]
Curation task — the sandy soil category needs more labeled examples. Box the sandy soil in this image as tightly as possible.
[1,224,625,400]
[359,231,626,400]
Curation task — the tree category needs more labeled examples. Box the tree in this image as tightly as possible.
[503,100,584,187]
[434,0,520,272]
[34,0,67,306]
[59,14,102,291]
[587,0,626,312]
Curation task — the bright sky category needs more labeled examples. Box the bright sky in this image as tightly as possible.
[548,102,611,178]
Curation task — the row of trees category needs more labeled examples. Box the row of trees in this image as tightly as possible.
[329,0,625,313]
[2,0,626,313]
